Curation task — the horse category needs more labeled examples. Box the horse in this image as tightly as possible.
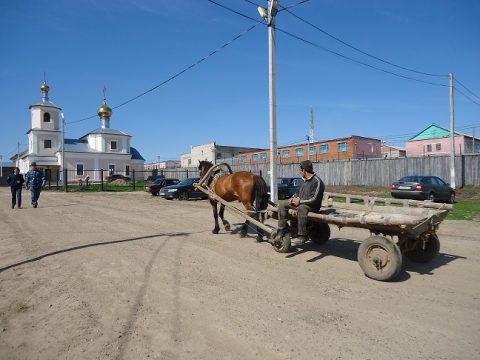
[198,160,269,240]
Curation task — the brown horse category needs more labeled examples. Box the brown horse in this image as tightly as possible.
[198,160,268,239]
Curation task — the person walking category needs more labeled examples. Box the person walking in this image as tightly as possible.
[276,160,325,246]
[25,162,45,208]
[7,167,25,209]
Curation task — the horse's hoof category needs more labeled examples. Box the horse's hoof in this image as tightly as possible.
[224,224,231,231]
[212,229,219,234]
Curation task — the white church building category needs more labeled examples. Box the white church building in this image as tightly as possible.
[14,81,145,182]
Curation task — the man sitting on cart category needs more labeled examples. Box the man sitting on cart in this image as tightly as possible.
[276,160,325,246]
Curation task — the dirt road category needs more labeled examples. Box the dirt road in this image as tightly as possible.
[0,189,479,359]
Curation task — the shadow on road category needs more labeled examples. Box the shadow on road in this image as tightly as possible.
[283,237,467,278]
[0,232,190,274]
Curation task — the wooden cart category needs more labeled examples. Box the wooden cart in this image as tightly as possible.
[195,163,453,281]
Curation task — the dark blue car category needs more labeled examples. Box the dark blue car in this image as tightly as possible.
[268,177,302,200]
[159,178,208,201]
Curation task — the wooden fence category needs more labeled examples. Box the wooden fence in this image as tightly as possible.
[209,154,480,187]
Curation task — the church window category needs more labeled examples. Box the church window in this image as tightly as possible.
[44,139,52,148]
[108,164,115,175]
[125,165,130,176]
[43,112,51,122]
[110,141,117,150]
[76,163,84,176]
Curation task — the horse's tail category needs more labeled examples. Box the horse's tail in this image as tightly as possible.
[253,175,269,217]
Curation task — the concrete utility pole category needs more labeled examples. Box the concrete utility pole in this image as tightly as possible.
[473,128,476,154]
[17,141,20,168]
[0,155,3,177]
[449,73,456,189]
[61,112,66,190]
[258,0,279,202]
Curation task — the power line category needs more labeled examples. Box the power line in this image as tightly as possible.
[455,78,480,101]
[67,21,261,125]
[283,8,447,78]
[275,27,448,88]
[213,0,449,87]
[455,87,480,107]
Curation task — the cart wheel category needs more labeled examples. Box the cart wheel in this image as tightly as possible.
[271,232,291,253]
[358,236,402,281]
[404,234,440,263]
[307,222,331,245]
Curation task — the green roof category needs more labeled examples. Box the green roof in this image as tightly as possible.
[409,124,461,141]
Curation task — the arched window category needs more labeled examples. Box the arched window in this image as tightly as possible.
[43,112,51,122]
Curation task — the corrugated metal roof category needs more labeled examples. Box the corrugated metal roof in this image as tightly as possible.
[130,147,145,160]
[64,139,98,153]
[409,124,462,141]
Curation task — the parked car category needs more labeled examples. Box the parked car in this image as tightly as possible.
[267,177,302,200]
[159,178,208,200]
[391,175,455,203]
[106,174,131,182]
[144,178,180,196]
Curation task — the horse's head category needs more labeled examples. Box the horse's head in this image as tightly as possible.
[198,160,213,178]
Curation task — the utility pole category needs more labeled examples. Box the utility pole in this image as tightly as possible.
[258,0,279,202]
[308,108,314,160]
[473,127,476,154]
[61,113,66,191]
[0,155,3,177]
[17,141,20,168]
[449,73,456,189]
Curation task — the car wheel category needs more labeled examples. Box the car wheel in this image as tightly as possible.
[178,191,189,201]
[448,192,455,204]
[427,192,435,202]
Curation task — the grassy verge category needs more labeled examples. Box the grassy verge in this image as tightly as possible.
[327,185,480,221]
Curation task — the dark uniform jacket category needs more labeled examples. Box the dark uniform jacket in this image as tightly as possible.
[7,173,25,190]
[25,170,45,190]
[296,174,325,210]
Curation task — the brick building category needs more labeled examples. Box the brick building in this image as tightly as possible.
[237,135,382,164]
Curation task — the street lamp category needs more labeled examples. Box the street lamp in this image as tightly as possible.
[258,0,279,202]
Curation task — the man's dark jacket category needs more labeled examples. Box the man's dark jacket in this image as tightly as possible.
[296,174,324,210]
[7,173,25,190]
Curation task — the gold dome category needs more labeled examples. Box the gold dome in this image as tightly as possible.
[98,100,112,119]
[41,81,49,93]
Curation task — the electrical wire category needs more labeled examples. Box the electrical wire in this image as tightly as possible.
[283,8,447,78]
[67,21,261,125]
[455,78,480,101]
[276,27,448,88]
[212,0,449,87]
[455,87,480,107]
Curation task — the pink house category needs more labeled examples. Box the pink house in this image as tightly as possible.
[406,124,480,157]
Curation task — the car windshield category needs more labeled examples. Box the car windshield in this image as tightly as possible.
[278,178,290,185]
[177,178,198,186]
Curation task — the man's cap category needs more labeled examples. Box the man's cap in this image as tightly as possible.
[300,160,314,173]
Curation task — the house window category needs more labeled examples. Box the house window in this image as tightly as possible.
[108,164,115,175]
[282,150,290,158]
[76,163,84,176]
[338,142,348,152]
[240,155,247,162]
[426,144,432,152]
[260,153,267,161]
[44,139,52,149]
[295,148,304,157]
[188,159,192,165]
[43,112,51,122]
[320,144,329,153]
[125,165,130,176]
[110,141,117,150]
[436,143,442,151]
[368,143,374,153]
[309,146,316,156]
[252,154,259,162]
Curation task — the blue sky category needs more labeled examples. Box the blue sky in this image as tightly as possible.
[1,0,479,163]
